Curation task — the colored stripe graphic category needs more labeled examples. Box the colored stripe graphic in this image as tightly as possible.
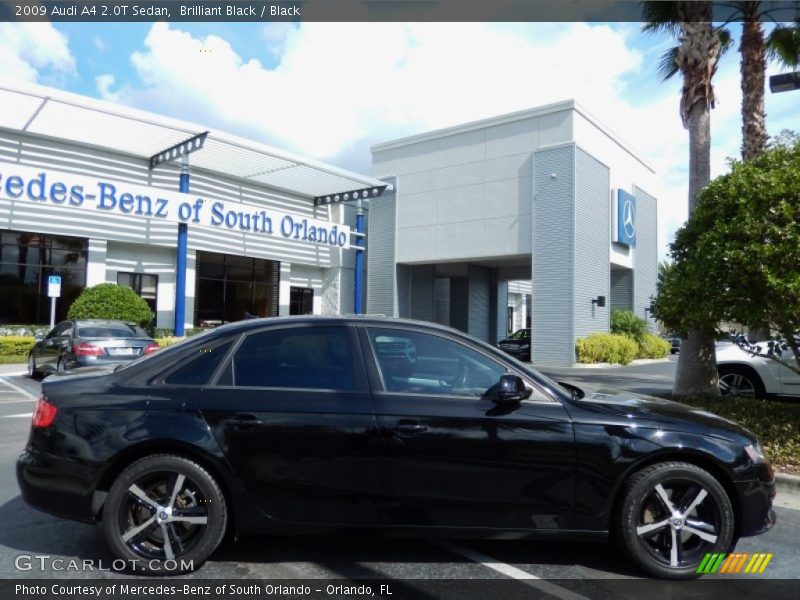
[697,552,772,575]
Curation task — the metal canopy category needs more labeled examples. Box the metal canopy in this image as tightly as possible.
[0,79,389,199]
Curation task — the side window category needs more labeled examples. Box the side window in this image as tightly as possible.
[232,326,355,390]
[48,322,70,338]
[367,327,507,398]
[165,341,233,386]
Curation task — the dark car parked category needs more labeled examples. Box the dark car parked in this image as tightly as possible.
[497,328,531,361]
[27,319,158,377]
[18,317,775,579]
[670,337,681,354]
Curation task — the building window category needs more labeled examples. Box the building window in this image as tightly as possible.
[290,287,314,315]
[117,272,158,314]
[194,251,279,327]
[0,230,87,325]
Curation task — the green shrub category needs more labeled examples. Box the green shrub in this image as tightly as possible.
[677,395,800,471]
[154,327,206,339]
[156,336,185,348]
[576,333,638,365]
[67,284,153,327]
[638,332,670,359]
[0,336,35,356]
[611,309,648,341]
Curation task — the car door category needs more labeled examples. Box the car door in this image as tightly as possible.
[361,325,576,530]
[198,323,381,525]
[40,321,72,370]
[778,347,800,397]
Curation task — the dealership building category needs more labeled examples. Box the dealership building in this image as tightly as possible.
[0,80,387,331]
[1,81,658,367]
[367,102,658,366]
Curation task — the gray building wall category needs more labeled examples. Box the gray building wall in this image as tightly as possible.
[365,177,397,316]
[532,145,575,366]
[573,148,610,340]
[633,186,658,332]
[610,268,634,311]
[467,264,491,342]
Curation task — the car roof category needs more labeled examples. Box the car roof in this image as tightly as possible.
[73,319,141,327]
[208,314,467,336]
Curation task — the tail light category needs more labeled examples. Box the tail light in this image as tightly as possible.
[144,344,159,355]
[32,396,58,428]
[73,342,103,356]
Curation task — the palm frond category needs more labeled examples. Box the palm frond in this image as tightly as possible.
[658,46,681,80]
[641,0,681,36]
[767,25,800,68]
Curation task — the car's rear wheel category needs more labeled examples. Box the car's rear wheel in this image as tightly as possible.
[718,365,765,399]
[103,455,227,574]
[56,357,66,373]
[616,461,734,579]
[27,354,39,378]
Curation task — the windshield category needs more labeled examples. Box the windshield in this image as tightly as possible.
[508,329,530,340]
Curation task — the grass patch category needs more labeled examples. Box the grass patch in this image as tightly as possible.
[675,395,800,473]
[0,355,26,365]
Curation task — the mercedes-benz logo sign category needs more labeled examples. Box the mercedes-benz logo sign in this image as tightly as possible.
[623,199,636,238]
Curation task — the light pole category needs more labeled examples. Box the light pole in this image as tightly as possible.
[149,132,208,336]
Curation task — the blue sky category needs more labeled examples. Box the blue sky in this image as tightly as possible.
[1,21,797,261]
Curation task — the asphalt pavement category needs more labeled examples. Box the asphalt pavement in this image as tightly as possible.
[0,359,797,598]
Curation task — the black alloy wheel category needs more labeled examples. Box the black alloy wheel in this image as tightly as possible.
[617,462,734,579]
[103,455,227,574]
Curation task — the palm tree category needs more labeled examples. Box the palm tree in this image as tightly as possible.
[643,1,727,396]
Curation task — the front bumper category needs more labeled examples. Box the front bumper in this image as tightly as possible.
[735,475,777,537]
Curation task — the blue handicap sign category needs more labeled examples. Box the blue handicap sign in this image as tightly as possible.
[48,275,61,285]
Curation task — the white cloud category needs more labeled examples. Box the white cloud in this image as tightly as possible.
[0,23,74,82]
[92,22,793,263]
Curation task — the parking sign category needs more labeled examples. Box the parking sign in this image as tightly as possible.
[48,275,61,298]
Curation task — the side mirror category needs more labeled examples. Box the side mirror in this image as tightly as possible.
[34,333,44,342]
[496,374,532,404]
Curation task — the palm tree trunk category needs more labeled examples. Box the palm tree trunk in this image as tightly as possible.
[673,9,721,397]
[740,10,768,161]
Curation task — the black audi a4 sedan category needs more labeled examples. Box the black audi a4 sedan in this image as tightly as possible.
[17,316,775,579]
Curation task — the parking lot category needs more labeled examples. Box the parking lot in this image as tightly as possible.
[0,360,798,597]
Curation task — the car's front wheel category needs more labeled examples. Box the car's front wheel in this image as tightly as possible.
[27,354,39,379]
[103,455,227,574]
[616,461,734,579]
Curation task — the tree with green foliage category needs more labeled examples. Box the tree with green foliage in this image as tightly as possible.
[654,138,800,374]
[68,283,154,328]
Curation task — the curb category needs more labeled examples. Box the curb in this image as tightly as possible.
[776,473,800,494]
[571,358,672,369]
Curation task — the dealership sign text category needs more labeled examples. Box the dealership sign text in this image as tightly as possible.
[0,163,350,249]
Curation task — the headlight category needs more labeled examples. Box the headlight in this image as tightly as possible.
[745,442,766,463]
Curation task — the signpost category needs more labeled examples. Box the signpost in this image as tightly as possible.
[47,275,61,327]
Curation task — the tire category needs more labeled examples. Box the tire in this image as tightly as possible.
[103,455,227,575]
[616,461,734,579]
[56,357,66,373]
[27,354,39,379]
[717,365,765,399]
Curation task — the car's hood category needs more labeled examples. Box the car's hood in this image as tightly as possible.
[567,384,755,443]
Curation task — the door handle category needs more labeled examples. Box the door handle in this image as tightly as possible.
[392,422,428,437]
[228,414,265,429]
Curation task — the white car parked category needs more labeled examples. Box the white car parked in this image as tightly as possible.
[716,341,800,398]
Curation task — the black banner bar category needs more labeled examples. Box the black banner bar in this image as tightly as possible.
[1,1,799,23]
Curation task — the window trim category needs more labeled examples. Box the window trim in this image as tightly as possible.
[208,322,367,392]
[154,336,239,387]
[360,324,558,404]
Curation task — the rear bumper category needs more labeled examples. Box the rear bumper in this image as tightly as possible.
[17,448,96,524]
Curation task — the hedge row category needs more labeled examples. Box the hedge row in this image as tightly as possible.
[677,395,800,471]
[0,336,35,356]
[576,332,670,365]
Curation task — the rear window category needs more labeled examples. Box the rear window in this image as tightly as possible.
[78,325,148,338]
[165,342,233,385]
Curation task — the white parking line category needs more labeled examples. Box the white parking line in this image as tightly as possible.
[0,376,37,401]
[1,413,33,418]
[437,541,591,600]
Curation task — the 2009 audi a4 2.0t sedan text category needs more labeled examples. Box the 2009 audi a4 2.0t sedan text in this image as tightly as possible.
[17,316,776,579]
